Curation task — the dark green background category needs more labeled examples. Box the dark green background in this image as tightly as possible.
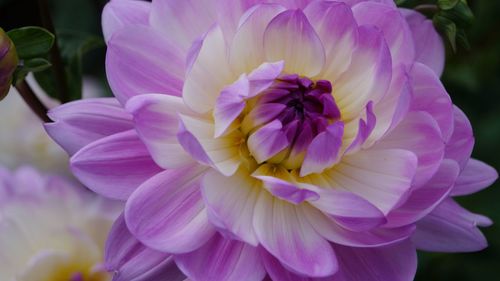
[1,0,498,280]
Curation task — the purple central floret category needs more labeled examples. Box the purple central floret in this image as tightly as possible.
[261,75,340,142]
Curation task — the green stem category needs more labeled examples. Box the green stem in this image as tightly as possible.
[15,80,52,123]
[37,0,69,103]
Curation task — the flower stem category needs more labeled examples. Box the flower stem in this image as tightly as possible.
[15,80,51,123]
[37,0,69,103]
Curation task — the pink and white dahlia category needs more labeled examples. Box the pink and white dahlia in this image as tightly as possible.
[46,0,497,280]
[0,166,121,281]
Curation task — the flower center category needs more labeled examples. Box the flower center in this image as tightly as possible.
[244,75,342,170]
[265,75,339,134]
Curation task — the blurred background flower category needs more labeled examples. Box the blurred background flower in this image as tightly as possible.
[0,166,120,281]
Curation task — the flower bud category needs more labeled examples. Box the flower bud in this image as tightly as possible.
[0,27,18,100]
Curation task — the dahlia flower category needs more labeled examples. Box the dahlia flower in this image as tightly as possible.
[46,0,497,280]
[0,166,121,281]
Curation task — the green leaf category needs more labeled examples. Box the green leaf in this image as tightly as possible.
[34,30,104,101]
[6,27,54,59]
[434,15,458,52]
[440,1,474,28]
[395,0,408,6]
[437,0,460,10]
[456,29,471,50]
[13,58,52,84]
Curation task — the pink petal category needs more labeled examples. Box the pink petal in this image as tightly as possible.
[45,98,133,155]
[312,190,386,232]
[331,240,417,281]
[410,63,454,142]
[304,1,358,80]
[126,94,195,169]
[125,166,215,254]
[247,120,289,163]
[344,102,376,155]
[262,250,333,281]
[264,9,325,77]
[254,175,320,205]
[178,114,242,176]
[70,130,163,200]
[183,26,236,113]
[229,4,287,73]
[451,159,498,197]
[214,75,249,137]
[445,106,474,170]
[304,205,415,247]
[301,121,345,176]
[175,234,266,281]
[253,192,338,277]
[352,2,415,67]
[402,9,445,76]
[413,199,492,252]
[106,25,185,104]
[325,148,417,214]
[150,0,217,54]
[202,170,259,245]
[366,65,412,146]
[373,111,445,188]
[102,0,151,43]
[386,159,460,227]
[334,25,392,121]
[105,214,186,281]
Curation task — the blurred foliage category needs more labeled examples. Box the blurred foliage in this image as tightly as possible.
[0,0,499,280]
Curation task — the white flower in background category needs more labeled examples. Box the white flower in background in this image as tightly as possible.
[0,76,104,173]
[0,166,120,281]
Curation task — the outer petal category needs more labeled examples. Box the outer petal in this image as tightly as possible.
[70,130,163,200]
[45,98,133,155]
[106,25,184,104]
[125,94,195,169]
[183,26,236,113]
[304,205,415,247]
[334,26,392,121]
[150,0,217,54]
[202,170,260,245]
[402,9,445,76]
[331,240,417,281]
[373,111,445,188]
[311,190,386,232]
[385,159,460,227]
[262,251,332,281]
[451,159,498,196]
[175,234,266,281]
[253,191,338,277]
[125,166,216,253]
[445,106,474,170]
[304,1,358,80]
[105,215,186,281]
[264,9,326,77]
[413,199,492,252]
[102,0,151,43]
[410,63,453,142]
[324,148,417,214]
[352,2,415,67]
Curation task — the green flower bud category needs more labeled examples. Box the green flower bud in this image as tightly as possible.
[0,27,19,100]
